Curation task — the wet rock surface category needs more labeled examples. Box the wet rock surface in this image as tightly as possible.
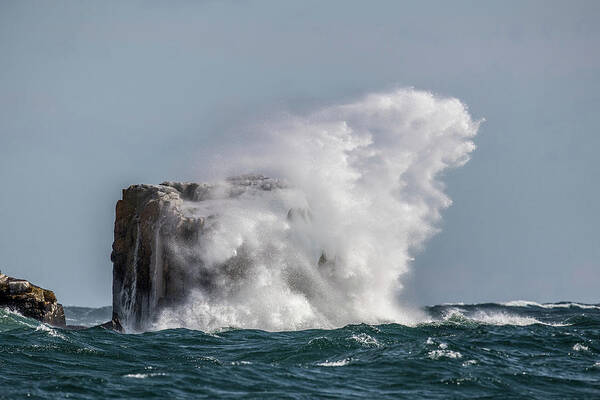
[0,273,66,327]
[111,175,284,331]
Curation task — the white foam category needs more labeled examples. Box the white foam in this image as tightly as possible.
[440,309,568,327]
[153,88,479,332]
[502,300,541,307]
[123,373,167,379]
[503,301,600,310]
[428,349,462,360]
[349,333,380,347]
[573,343,589,352]
[0,308,35,327]
[198,356,221,364]
[35,324,67,340]
[470,311,544,326]
[318,358,352,367]
[230,361,252,366]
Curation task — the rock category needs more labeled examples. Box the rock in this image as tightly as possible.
[9,280,31,294]
[0,273,66,327]
[99,316,124,332]
[110,175,286,331]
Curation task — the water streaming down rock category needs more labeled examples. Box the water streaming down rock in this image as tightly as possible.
[110,89,480,332]
[110,176,288,331]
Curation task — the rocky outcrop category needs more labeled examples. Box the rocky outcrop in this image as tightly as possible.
[0,274,66,327]
[110,175,285,331]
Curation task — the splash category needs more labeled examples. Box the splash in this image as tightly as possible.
[153,89,480,332]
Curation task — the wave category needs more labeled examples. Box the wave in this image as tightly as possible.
[501,300,600,310]
[421,301,600,328]
[150,88,480,332]
[435,308,569,327]
[123,373,168,379]
[427,349,462,360]
[152,302,582,333]
[0,307,40,332]
[6,299,593,335]
[317,358,352,367]
[1,305,597,400]
[0,308,73,338]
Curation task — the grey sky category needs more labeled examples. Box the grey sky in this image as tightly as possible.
[1,1,598,306]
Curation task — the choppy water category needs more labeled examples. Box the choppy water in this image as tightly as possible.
[1,302,599,399]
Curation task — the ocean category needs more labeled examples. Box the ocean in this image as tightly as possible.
[1,302,598,399]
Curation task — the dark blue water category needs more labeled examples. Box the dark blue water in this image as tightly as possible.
[1,302,599,399]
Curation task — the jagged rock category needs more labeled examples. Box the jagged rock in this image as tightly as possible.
[110,175,286,331]
[0,273,66,327]
[99,316,124,332]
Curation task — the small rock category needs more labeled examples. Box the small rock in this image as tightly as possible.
[0,274,66,327]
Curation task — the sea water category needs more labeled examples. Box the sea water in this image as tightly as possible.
[1,302,599,399]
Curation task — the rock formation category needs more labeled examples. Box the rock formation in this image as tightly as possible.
[0,273,66,327]
[111,175,286,331]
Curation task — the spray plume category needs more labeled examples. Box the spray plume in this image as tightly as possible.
[154,89,480,331]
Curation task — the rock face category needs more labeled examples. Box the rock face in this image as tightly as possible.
[0,274,66,327]
[111,175,285,331]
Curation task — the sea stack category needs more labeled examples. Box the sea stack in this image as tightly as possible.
[110,175,285,331]
[0,273,66,327]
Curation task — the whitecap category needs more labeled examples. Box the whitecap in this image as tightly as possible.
[503,301,600,310]
[428,349,462,360]
[470,311,544,326]
[35,324,67,340]
[441,309,570,327]
[573,343,589,352]
[349,333,380,347]
[230,361,252,366]
[317,358,351,367]
[124,373,167,379]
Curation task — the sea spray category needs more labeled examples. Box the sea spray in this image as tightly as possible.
[152,89,480,332]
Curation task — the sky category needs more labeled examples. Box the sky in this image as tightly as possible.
[0,0,598,307]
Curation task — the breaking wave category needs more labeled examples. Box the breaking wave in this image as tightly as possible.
[502,301,600,310]
[154,89,480,332]
[434,308,567,327]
